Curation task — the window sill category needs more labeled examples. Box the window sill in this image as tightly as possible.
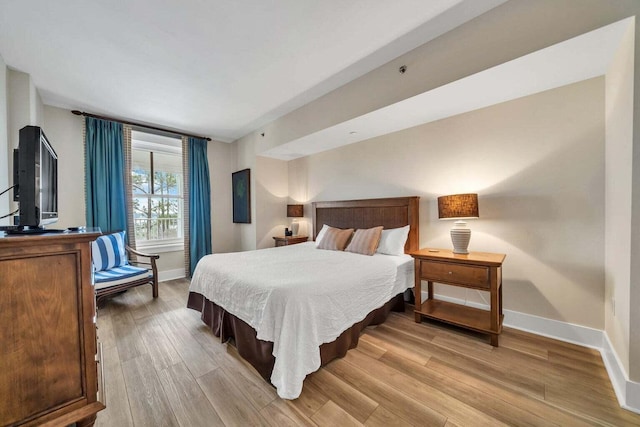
[136,242,184,253]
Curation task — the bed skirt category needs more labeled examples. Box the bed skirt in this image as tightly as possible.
[187,291,405,382]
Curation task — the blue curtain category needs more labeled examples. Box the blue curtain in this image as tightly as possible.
[188,137,212,275]
[85,117,126,232]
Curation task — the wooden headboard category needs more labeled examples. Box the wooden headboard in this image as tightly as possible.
[311,196,420,253]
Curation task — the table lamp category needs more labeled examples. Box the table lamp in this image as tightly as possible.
[437,193,479,254]
[287,204,304,236]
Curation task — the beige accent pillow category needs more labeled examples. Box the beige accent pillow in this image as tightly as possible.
[345,226,384,256]
[317,226,354,251]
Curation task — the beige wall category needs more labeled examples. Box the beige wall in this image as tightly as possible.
[628,20,640,383]
[289,79,605,329]
[243,0,640,391]
[605,21,635,379]
[232,133,289,250]
[255,155,288,249]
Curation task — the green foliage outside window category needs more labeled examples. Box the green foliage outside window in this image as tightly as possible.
[132,150,183,242]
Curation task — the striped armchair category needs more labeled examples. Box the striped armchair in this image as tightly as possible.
[92,231,159,303]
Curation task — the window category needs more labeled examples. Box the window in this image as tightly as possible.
[131,132,183,250]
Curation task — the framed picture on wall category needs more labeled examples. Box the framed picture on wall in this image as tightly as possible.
[232,168,251,223]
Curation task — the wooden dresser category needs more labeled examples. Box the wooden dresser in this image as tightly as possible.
[0,230,104,426]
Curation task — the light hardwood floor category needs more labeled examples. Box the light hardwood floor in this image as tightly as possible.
[95,279,640,427]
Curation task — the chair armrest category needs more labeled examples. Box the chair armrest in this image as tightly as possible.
[125,246,160,260]
[126,246,160,290]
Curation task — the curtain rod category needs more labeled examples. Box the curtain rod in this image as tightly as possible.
[71,110,212,141]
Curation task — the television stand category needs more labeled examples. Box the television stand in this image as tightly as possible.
[6,226,64,235]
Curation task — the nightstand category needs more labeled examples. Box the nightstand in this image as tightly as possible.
[410,248,506,346]
[273,235,308,247]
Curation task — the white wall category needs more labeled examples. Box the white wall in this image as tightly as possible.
[0,57,8,226]
[42,106,188,275]
[234,133,257,251]
[42,105,85,228]
[7,69,44,221]
[154,250,184,279]
[209,139,236,254]
[7,70,30,160]
[31,82,43,129]
[37,105,238,275]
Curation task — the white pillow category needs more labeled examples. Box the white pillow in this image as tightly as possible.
[315,224,330,247]
[376,225,410,256]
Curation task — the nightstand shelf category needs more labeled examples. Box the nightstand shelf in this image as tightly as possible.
[417,299,504,335]
[410,248,506,346]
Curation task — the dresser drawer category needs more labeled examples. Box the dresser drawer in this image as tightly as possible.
[420,260,490,288]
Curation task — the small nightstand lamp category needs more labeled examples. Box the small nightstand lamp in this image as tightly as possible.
[438,193,479,254]
[287,204,304,236]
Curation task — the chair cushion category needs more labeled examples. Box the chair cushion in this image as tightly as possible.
[92,231,128,272]
[94,265,151,289]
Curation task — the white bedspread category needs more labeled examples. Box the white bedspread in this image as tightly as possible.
[189,242,413,399]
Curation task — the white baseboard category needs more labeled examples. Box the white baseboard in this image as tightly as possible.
[601,333,640,414]
[425,292,640,414]
[628,380,640,413]
[158,268,186,282]
[502,308,604,349]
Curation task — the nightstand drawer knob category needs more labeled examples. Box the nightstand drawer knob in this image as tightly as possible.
[448,271,453,274]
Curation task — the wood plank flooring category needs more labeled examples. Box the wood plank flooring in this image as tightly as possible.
[95,279,640,426]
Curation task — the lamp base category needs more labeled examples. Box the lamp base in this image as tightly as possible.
[450,222,471,254]
[291,221,299,236]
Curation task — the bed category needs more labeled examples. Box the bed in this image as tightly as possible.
[187,196,419,399]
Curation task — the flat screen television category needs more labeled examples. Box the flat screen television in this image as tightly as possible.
[12,125,58,229]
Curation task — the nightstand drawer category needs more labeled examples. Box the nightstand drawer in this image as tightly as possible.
[273,236,308,247]
[420,260,489,288]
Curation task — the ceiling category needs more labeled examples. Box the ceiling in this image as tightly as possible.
[262,18,630,160]
[0,0,505,142]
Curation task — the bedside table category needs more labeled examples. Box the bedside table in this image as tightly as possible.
[273,235,308,247]
[410,248,506,346]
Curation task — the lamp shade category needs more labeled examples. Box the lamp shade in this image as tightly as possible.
[287,204,304,218]
[438,194,479,219]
